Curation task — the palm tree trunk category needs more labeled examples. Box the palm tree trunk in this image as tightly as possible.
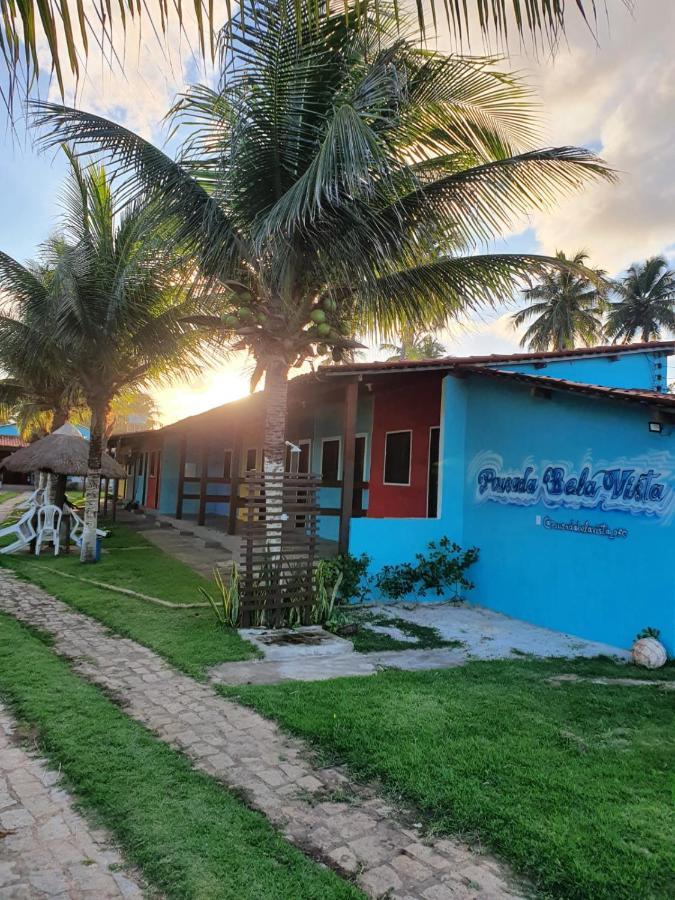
[52,408,69,430]
[262,359,289,561]
[80,399,109,563]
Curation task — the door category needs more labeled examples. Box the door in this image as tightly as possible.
[146,450,162,509]
[427,426,440,518]
[352,435,367,513]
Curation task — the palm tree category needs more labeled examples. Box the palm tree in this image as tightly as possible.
[0,152,209,561]
[2,1,626,109]
[0,257,82,438]
[381,329,447,361]
[512,250,608,351]
[605,257,675,343]
[34,0,613,555]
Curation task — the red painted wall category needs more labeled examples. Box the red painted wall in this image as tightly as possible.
[368,375,442,518]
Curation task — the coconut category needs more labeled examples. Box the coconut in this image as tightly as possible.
[631,637,667,669]
[310,309,327,324]
[322,297,337,312]
[223,314,239,328]
[237,307,253,321]
[317,322,331,337]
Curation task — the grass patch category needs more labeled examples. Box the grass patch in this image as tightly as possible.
[0,523,257,678]
[223,657,675,900]
[0,490,18,504]
[331,611,464,653]
[0,613,360,899]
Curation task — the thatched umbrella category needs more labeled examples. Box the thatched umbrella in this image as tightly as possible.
[0,423,125,479]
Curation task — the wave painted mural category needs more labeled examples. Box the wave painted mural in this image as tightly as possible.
[469,450,674,520]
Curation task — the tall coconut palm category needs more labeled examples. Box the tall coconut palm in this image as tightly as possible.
[1,1,627,109]
[34,1,613,556]
[512,250,608,351]
[0,256,82,437]
[0,153,209,561]
[381,329,447,361]
[605,257,675,343]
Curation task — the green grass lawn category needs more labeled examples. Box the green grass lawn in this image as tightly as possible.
[0,613,361,900]
[0,490,18,503]
[0,523,256,679]
[222,657,675,900]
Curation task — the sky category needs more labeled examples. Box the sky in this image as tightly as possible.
[0,0,673,423]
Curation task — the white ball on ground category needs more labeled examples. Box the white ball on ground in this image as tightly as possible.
[631,637,667,670]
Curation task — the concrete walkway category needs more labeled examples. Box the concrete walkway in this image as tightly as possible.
[0,571,522,900]
[0,704,143,898]
[209,604,629,686]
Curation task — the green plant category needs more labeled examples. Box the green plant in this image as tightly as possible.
[375,538,479,601]
[635,626,661,641]
[311,561,343,626]
[200,563,240,628]
[321,553,371,604]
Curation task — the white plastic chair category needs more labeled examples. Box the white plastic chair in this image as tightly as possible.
[0,507,37,554]
[68,508,108,548]
[18,487,46,509]
[35,504,62,556]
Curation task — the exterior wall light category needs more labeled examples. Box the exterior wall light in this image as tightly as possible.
[648,421,663,434]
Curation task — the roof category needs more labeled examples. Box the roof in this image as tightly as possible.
[111,340,675,445]
[466,367,675,411]
[0,435,27,449]
[317,340,675,377]
[2,423,125,478]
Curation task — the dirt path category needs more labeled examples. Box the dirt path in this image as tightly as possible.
[0,570,523,900]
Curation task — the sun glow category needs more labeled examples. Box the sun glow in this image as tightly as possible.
[152,358,251,426]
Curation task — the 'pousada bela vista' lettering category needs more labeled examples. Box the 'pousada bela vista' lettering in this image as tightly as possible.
[476,462,668,513]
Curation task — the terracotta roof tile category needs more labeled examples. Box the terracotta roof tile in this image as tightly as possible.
[465,366,675,409]
[318,340,675,376]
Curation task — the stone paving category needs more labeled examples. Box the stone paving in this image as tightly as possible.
[0,570,523,900]
[0,704,144,899]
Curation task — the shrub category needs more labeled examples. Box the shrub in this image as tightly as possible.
[375,537,479,602]
[321,552,371,603]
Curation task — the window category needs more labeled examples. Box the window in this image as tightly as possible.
[321,438,341,482]
[285,439,311,473]
[223,449,232,480]
[384,430,412,485]
[245,448,258,471]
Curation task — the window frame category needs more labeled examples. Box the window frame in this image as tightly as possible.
[383,429,413,487]
[320,435,342,482]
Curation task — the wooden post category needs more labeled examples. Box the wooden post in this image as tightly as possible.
[112,478,118,522]
[103,477,109,517]
[63,506,71,555]
[227,435,243,535]
[338,379,359,555]
[198,442,209,526]
[175,435,187,519]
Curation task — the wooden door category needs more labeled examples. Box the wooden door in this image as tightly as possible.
[145,450,161,509]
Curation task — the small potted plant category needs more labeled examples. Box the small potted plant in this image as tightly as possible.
[631,627,667,669]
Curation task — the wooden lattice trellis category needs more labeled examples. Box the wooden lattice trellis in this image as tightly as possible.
[238,471,319,627]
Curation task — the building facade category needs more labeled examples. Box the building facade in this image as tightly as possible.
[113,341,675,654]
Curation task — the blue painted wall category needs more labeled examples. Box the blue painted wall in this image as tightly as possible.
[494,350,668,391]
[458,375,674,653]
[351,363,674,654]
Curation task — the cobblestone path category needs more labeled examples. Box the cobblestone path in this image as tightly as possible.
[0,571,522,900]
[0,705,144,898]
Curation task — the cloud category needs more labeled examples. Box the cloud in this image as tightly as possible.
[39,2,224,140]
[518,1,675,274]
